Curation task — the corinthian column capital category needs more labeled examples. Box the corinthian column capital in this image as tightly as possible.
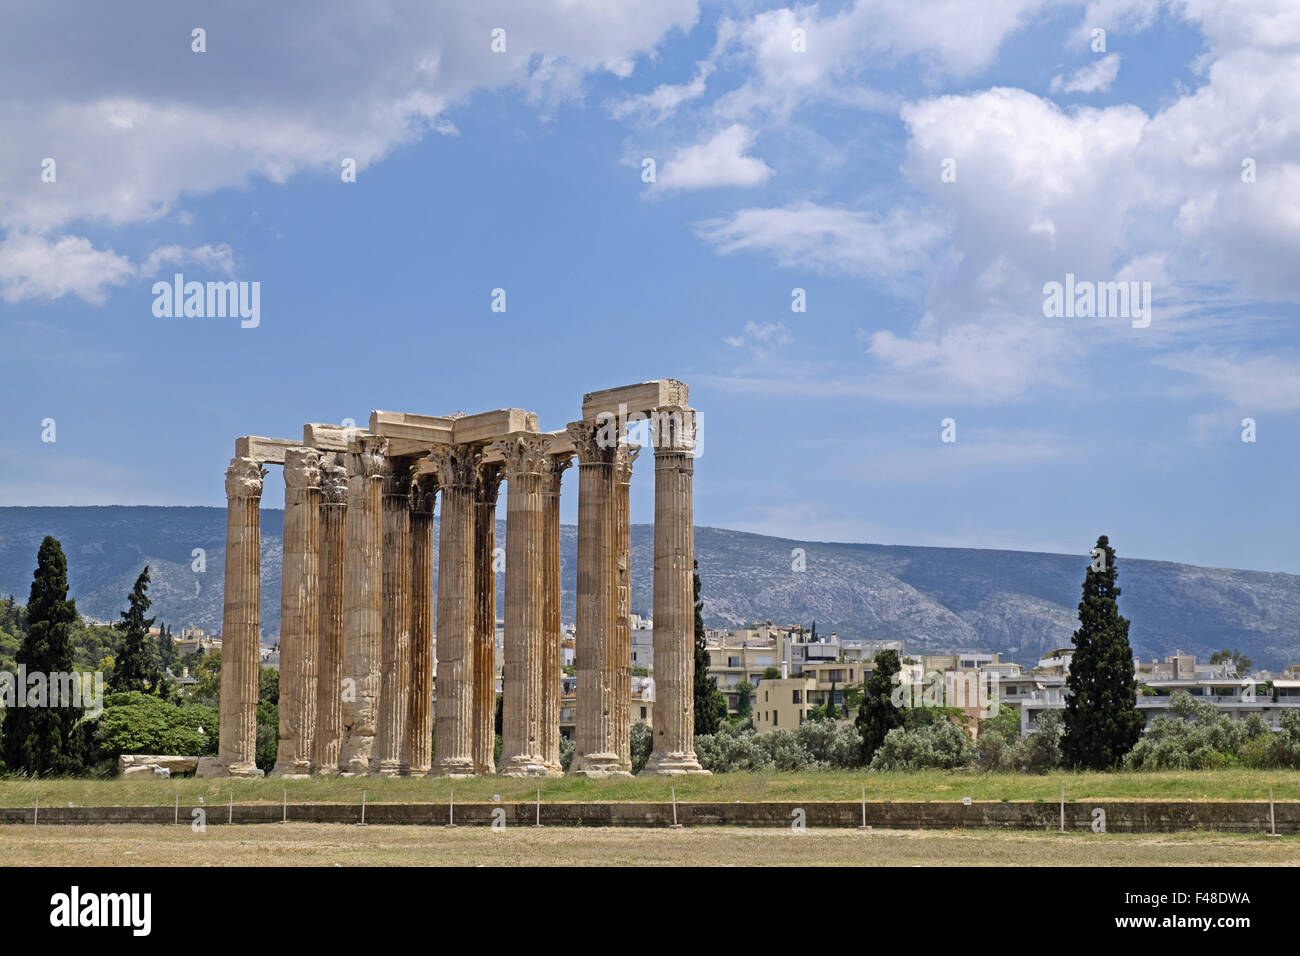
[320,454,349,504]
[427,443,482,489]
[493,433,550,479]
[350,436,390,479]
[284,447,322,490]
[225,457,267,500]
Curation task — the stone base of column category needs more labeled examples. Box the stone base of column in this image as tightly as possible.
[341,756,372,776]
[498,755,558,777]
[197,757,264,779]
[432,757,477,778]
[640,751,710,776]
[270,758,312,777]
[311,766,341,777]
[570,752,633,778]
[369,759,405,777]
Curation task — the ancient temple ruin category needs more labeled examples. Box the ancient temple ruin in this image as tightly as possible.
[202,380,706,777]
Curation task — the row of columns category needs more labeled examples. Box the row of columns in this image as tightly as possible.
[215,410,704,777]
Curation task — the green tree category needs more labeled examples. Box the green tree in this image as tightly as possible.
[825,680,838,720]
[1061,535,1144,770]
[692,562,721,736]
[1209,648,1252,676]
[856,649,904,763]
[110,567,163,694]
[734,681,753,719]
[761,666,781,681]
[1,537,84,775]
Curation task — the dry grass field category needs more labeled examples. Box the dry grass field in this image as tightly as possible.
[0,823,1295,866]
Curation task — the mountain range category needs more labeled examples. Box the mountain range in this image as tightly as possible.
[1,506,1297,669]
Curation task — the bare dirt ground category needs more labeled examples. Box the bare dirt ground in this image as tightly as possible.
[1,824,1296,866]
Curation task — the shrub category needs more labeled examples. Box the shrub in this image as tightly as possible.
[869,719,972,771]
[630,721,653,774]
[694,722,773,773]
[88,691,217,774]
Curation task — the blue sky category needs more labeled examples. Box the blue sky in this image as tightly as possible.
[1,0,1298,573]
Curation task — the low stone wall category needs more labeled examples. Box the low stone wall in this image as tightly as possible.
[0,800,1296,832]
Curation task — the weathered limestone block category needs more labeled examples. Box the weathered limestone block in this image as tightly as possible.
[215,456,266,778]
[119,754,200,777]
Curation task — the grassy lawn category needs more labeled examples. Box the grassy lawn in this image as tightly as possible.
[0,823,1294,866]
[0,769,1297,808]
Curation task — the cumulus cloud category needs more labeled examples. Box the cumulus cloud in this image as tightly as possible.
[0,0,700,302]
[652,124,774,192]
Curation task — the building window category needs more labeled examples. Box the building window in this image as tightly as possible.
[792,690,801,703]
[640,706,647,719]
[773,711,779,727]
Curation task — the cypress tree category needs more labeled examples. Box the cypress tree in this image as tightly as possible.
[111,566,162,693]
[1,536,83,775]
[692,561,720,736]
[1061,534,1144,770]
[856,649,904,762]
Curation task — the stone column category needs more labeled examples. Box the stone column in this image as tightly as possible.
[643,408,708,775]
[566,423,626,776]
[406,477,437,775]
[272,447,321,777]
[472,463,503,775]
[540,452,571,773]
[216,457,266,777]
[339,436,387,775]
[496,435,550,775]
[432,444,481,777]
[313,454,347,774]
[612,445,637,772]
[373,461,412,775]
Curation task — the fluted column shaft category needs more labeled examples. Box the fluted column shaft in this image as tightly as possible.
[433,445,481,776]
[273,448,321,776]
[472,465,502,775]
[613,447,636,771]
[217,457,265,777]
[496,435,550,775]
[541,455,570,772]
[567,423,626,776]
[644,409,707,774]
[339,437,387,774]
[406,480,436,774]
[313,455,347,774]
[373,463,412,775]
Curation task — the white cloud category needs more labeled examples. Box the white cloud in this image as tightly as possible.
[1051,53,1122,93]
[652,124,773,191]
[695,201,946,283]
[1155,349,1300,413]
[0,1,701,300]
[0,234,134,305]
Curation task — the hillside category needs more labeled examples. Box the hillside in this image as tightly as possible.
[1,507,1297,669]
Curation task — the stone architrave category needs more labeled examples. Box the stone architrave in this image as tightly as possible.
[339,436,388,774]
[406,477,437,774]
[472,463,503,775]
[373,461,413,775]
[431,444,481,777]
[312,454,348,774]
[272,447,322,777]
[495,434,551,775]
[642,408,708,775]
[216,457,267,777]
[540,451,571,773]
[565,423,627,776]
